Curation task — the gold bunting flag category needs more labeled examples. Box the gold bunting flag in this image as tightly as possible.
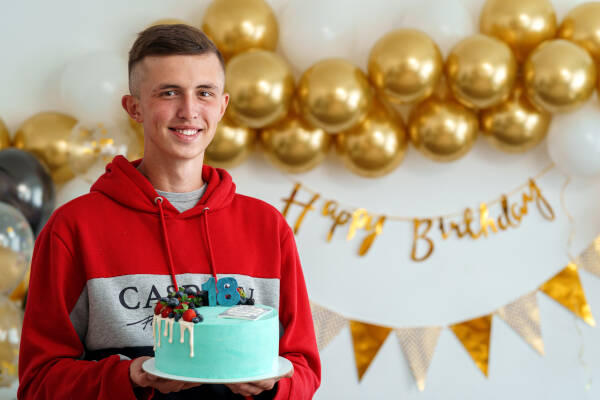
[310,302,347,351]
[450,315,492,377]
[497,291,544,355]
[349,321,392,381]
[395,327,442,391]
[576,236,600,277]
[539,262,596,326]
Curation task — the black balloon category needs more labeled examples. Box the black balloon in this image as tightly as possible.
[0,149,55,236]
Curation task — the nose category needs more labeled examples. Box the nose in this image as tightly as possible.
[177,93,199,120]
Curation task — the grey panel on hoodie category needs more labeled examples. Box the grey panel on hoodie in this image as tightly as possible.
[70,273,279,351]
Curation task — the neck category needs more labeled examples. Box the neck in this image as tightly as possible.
[138,150,205,193]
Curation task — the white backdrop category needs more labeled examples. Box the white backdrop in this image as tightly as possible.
[2,1,600,399]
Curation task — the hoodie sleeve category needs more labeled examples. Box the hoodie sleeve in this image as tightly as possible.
[17,216,150,400]
[273,226,321,400]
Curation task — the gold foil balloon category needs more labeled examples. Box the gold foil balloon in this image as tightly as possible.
[0,297,22,387]
[524,39,597,113]
[297,59,374,133]
[336,102,407,177]
[480,0,557,62]
[225,50,294,129]
[204,118,256,168]
[480,83,551,153]
[409,97,479,162]
[261,113,330,173]
[368,29,443,105]
[13,112,77,183]
[445,34,517,109]
[558,3,600,63]
[202,0,278,60]
[69,121,142,176]
[0,119,10,150]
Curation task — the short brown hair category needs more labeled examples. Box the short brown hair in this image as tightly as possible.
[128,24,225,96]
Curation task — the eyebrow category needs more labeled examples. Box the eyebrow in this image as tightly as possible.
[153,83,219,93]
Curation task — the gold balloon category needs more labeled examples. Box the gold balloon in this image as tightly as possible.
[480,0,557,62]
[297,59,374,133]
[204,118,256,168]
[558,2,600,63]
[368,29,443,105]
[524,39,597,113]
[336,102,407,177]
[13,112,77,183]
[409,97,479,162]
[445,34,517,109]
[480,83,551,153]
[0,119,10,150]
[261,113,330,173]
[0,247,27,297]
[0,297,22,387]
[225,50,294,129]
[202,0,278,60]
[147,18,187,27]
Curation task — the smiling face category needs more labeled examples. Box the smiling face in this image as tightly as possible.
[127,54,229,162]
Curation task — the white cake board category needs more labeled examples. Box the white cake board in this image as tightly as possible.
[142,356,293,384]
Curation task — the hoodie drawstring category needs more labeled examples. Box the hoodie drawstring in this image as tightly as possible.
[202,207,219,295]
[155,196,179,291]
[154,197,219,295]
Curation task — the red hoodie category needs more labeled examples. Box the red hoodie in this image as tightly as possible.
[18,156,321,399]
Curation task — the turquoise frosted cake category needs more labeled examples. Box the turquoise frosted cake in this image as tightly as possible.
[152,283,279,379]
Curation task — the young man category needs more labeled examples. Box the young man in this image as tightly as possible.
[18,24,320,399]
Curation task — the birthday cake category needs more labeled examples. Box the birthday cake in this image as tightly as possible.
[152,278,280,379]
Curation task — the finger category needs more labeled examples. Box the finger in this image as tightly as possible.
[283,367,294,378]
[248,379,276,390]
[234,383,263,396]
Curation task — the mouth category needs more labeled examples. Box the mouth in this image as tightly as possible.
[168,127,204,140]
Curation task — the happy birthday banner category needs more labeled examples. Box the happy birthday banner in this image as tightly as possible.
[282,165,555,261]
[310,235,600,390]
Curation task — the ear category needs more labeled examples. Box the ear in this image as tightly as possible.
[218,92,230,121]
[122,95,143,122]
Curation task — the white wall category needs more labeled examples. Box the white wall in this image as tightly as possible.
[2,1,600,399]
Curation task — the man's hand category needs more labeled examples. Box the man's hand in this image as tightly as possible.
[130,356,202,394]
[225,366,294,396]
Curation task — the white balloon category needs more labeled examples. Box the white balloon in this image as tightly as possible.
[59,51,128,127]
[279,0,362,74]
[459,0,486,27]
[399,0,475,56]
[547,98,600,177]
[352,0,406,71]
[55,176,92,209]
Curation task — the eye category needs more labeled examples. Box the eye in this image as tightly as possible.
[162,90,177,97]
[199,91,212,97]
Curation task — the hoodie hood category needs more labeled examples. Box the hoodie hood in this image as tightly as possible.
[90,155,236,217]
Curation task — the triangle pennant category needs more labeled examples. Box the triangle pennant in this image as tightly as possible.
[349,320,392,381]
[497,291,544,355]
[310,302,347,351]
[575,235,600,278]
[450,315,492,377]
[539,263,596,326]
[395,327,442,391]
